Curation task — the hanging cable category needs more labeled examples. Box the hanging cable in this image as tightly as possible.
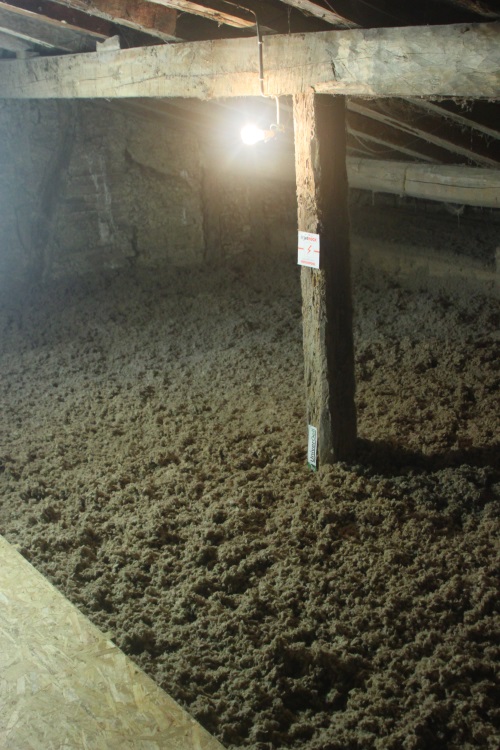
[218,0,282,131]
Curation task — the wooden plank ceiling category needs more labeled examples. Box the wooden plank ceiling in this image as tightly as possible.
[0,0,499,168]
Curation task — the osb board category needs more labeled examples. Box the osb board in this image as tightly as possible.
[0,535,225,750]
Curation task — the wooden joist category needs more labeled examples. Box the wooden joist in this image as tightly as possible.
[294,93,357,465]
[347,158,500,208]
[0,22,498,99]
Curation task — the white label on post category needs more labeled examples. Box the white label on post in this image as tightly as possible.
[298,231,320,269]
[307,425,318,470]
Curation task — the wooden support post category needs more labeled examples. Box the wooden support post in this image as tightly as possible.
[293,92,357,465]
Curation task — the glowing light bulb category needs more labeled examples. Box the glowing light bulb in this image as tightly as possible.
[241,123,266,145]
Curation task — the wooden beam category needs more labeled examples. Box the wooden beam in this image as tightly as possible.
[348,99,500,167]
[0,22,498,100]
[3,1,117,39]
[347,109,461,164]
[294,92,357,465]
[144,0,254,28]
[347,130,437,163]
[442,0,500,19]
[276,0,357,28]
[347,158,500,208]
[0,3,105,51]
[49,0,178,41]
[0,27,33,50]
[406,98,500,141]
[347,134,430,162]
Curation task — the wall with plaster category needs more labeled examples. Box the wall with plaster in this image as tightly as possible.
[0,99,205,287]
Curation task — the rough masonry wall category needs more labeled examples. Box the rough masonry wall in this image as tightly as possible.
[201,143,297,264]
[0,100,205,287]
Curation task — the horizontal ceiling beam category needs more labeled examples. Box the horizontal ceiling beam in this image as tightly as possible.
[347,158,500,208]
[0,22,498,99]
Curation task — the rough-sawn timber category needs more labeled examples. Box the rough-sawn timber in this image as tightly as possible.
[294,93,357,465]
[0,22,498,99]
[347,159,500,208]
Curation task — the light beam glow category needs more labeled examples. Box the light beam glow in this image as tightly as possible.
[240,123,266,145]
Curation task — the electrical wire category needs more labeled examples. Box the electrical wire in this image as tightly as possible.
[217,0,281,125]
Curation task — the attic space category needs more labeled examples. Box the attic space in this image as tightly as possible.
[1,2,500,750]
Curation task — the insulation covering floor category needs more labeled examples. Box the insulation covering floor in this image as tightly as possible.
[0,534,224,750]
[0,231,499,750]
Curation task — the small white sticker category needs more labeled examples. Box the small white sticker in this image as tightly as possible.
[298,231,320,269]
[307,425,318,470]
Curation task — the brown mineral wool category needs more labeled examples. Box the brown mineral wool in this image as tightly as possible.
[0,230,499,750]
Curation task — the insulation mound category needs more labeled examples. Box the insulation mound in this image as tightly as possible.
[0,239,499,750]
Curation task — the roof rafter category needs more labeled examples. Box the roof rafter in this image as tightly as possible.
[348,99,500,167]
[144,0,255,29]
[0,2,105,52]
[275,0,357,27]
[407,98,500,140]
[2,1,115,38]
[0,26,36,50]
[347,110,460,164]
[441,0,500,19]
[49,0,178,41]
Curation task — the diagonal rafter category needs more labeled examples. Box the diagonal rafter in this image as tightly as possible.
[144,0,255,28]
[1,1,114,37]
[0,2,106,52]
[347,99,500,167]
[347,110,461,164]
[49,0,178,41]
[407,98,500,141]
[441,0,500,19]
[0,26,38,50]
[275,0,357,28]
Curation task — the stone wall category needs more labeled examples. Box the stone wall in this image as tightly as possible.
[0,99,205,286]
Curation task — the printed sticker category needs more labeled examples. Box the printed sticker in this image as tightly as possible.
[307,424,318,470]
[298,231,320,269]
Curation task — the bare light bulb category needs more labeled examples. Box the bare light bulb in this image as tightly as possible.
[241,123,266,145]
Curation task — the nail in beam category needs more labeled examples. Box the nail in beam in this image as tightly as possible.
[293,92,357,466]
